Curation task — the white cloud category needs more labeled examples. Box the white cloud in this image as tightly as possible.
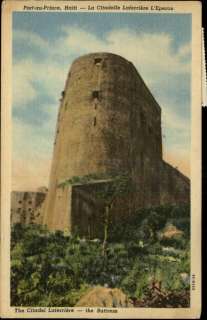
[161,102,190,156]
[13,103,58,158]
[12,102,58,189]
[14,30,50,51]
[57,27,191,77]
[13,59,67,108]
[177,43,191,57]
[107,30,190,75]
[13,61,37,106]
[162,104,190,134]
[160,101,190,177]
[58,26,106,55]
[13,59,65,107]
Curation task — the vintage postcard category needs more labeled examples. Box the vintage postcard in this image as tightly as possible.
[1,0,202,318]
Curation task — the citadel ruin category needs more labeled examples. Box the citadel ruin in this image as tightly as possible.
[12,53,190,238]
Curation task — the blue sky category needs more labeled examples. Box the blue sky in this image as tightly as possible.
[12,12,191,190]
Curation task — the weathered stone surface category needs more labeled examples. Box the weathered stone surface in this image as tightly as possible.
[11,191,46,225]
[75,286,132,307]
[42,52,190,235]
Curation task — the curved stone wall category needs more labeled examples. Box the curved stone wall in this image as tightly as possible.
[43,52,189,232]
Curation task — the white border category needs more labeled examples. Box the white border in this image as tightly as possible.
[1,1,202,318]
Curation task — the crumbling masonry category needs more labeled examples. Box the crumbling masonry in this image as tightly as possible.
[42,52,190,238]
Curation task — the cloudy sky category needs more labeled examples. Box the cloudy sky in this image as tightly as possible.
[12,12,191,191]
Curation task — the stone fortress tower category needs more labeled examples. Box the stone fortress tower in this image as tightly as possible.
[43,53,190,237]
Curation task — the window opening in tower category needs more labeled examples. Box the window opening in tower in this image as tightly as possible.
[140,152,144,168]
[140,111,146,127]
[94,58,102,66]
[92,90,100,99]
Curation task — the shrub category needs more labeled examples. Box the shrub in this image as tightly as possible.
[11,203,190,307]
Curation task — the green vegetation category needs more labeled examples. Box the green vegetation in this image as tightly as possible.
[11,204,190,307]
[57,172,117,188]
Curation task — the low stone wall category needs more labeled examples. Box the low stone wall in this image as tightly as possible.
[11,191,46,225]
[160,161,190,205]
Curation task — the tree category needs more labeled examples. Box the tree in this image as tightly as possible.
[94,174,133,255]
